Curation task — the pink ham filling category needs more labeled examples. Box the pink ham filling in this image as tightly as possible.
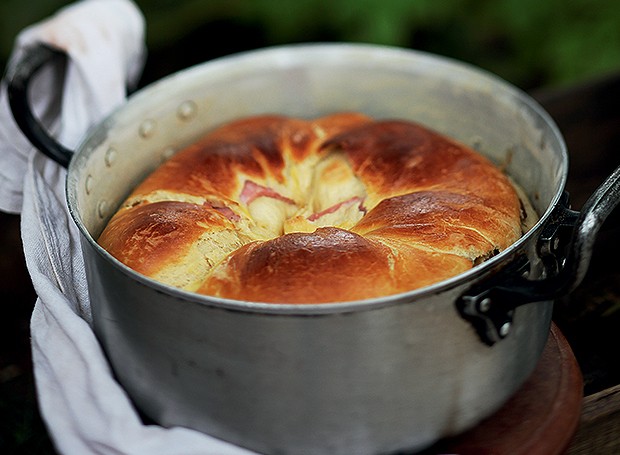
[204,201,241,221]
[240,180,296,205]
[307,196,366,222]
[240,180,366,224]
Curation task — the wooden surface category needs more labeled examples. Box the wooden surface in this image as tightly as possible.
[568,384,620,455]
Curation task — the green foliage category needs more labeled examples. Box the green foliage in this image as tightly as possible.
[2,0,620,90]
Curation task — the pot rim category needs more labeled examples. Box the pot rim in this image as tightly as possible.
[66,43,569,315]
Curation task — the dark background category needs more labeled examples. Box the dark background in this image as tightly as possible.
[3,0,620,92]
[2,0,620,453]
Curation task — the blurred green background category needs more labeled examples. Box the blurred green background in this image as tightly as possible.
[2,0,620,91]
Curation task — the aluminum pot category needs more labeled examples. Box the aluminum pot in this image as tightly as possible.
[8,43,620,455]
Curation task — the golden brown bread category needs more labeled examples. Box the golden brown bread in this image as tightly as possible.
[98,113,525,303]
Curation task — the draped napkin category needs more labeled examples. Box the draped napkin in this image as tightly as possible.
[0,1,255,453]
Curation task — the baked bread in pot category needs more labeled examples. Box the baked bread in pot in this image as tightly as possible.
[98,112,525,303]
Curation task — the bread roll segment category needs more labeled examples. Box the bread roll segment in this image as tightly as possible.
[98,113,524,304]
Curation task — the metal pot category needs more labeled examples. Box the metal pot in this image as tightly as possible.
[8,43,620,455]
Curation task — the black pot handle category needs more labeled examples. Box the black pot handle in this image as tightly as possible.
[458,164,620,345]
[6,43,73,168]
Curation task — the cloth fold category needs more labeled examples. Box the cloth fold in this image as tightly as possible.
[0,1,255,453]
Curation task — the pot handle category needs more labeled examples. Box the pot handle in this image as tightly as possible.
[458,164,620,345]
[6,43,73,168]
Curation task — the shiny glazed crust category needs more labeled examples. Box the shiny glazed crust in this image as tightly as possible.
[98,113,524,303]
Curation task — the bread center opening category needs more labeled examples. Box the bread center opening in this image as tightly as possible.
[242,153,368,238]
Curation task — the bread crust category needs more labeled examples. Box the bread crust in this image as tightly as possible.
[98,113,524,303]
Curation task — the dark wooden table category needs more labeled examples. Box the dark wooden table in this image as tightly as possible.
[1,70,620,454]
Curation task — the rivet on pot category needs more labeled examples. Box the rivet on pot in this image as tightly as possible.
[85,174,94,195]
[478,297,492,313]
[177,100,197,121]
[139,119,156,138]
[469,135,484,151]
[499,321,512,338]
[97,200,108,219]
[552,236,561,252]
[161,146,175,162]
[105,147,117,167]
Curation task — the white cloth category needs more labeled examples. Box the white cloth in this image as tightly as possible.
[0,1,255,454]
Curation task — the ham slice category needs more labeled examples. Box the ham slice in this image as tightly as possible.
[240,180,296,205]
[308,196,366,221]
